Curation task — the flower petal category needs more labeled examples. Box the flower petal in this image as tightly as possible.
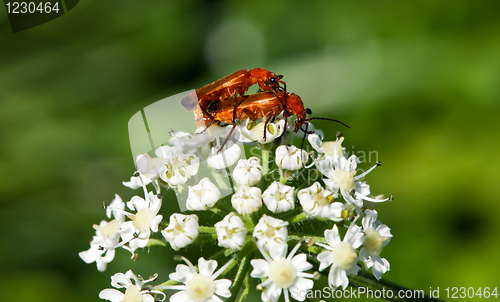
[198,257,218,276]
[345,225,364,248]
[214,279,232,297]
[170,290,190,302]
[250,259,269,278]
[290,253,313,272]
[328,265,348,290]
[317,250,333,271]
[324,226,341,247]
[98,289,124,302]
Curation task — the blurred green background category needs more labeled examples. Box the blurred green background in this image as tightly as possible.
[1,1,500,301]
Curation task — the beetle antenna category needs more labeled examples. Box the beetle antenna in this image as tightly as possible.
[306,117,350,128]
[275,83,290,145]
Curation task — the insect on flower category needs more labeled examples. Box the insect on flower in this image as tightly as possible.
[181,68,285,126]
[206,90,350,152]
[182,69,349,156]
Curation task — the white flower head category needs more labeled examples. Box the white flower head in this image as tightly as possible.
[157,257,233,302]
[207,140,241,169]
[231,185,262,215]
[297,182,343,221]
[162,213,199,251]
[99,270,156,302]
[359,209,392,280]
[79,219,121,272]
[275,145,308,171]
[214,213,248,250]
[317,224,365,290]
[262,181,295,213]
[254,215,288,251]
[251,242,315,302]
[159,152,200,186]
[186,177,221,211]
[232,157,263,186]
[120,192,163,253]
[238,117,286,144]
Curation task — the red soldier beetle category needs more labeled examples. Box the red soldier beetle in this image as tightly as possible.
[181,68,285,125]
[205,90,349,152]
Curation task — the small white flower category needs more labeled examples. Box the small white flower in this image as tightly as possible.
[359,210,392,280]
[238,117,286,144]
[123,154,163,190]
[308,134,345,159]
[162,213,199,251]
[232,157,263,186]
[317,137,390,208]
[120,192,163,253]
[207,140,241,169]
[214,213,248,250]
[262,182,295,213]
[123,173,154,190]
[106,194,126,223]
[186,177,221,210]
[297,182,343,221]
[231,185,262,215]
[157,257,233,302]
[317,224,364,290]
[169,131,211,153]
[79,219,121,272]
[275,145,308,170]
[250,242,315,302]
[155,145,179,159]
[99,270,156,302]
[254,215,288,251]
[159,152,200,186]
[137,153,165,180]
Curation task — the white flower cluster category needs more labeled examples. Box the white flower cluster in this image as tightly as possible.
[82,118,394,302]
[79,191,163,272]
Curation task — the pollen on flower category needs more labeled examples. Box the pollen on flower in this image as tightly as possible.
[185,274,215,302]
[364,227,388,257]
[332,169,356,192]
[123,285,142,302]
[332,241,357,270]
[322,136,345,158]
[132,207,153,233]
[94,220,120,239]
[268,259,297,288]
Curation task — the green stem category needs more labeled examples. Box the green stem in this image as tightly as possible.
[261,143,270,175]
[285,212,310,225]
[286,240,324,255]
[193,234,217,244]
[198,226,216,234]
[237,273,251,302]
[288,232,328,245]
[209,205,229,217]
[279,175,289,184]
[227,251,253,302]
[213,201,232,215]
